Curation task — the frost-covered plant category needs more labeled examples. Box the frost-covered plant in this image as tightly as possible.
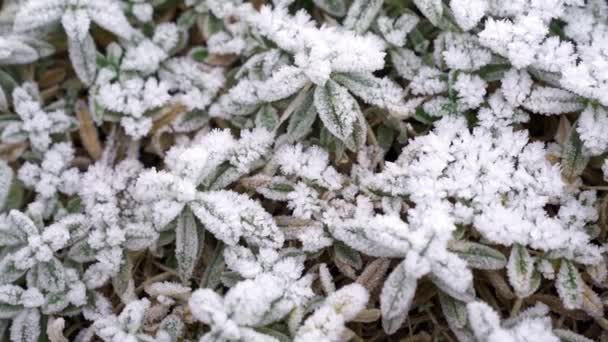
[2,0,608,341]
[1,82,76,152]
[294,283,368,342]
[91,22,225,138]
[93,297,184,342]
[18,142,80,199]
[13,0,135,85]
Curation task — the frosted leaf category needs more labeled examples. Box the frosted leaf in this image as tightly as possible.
[576,105,608,155]
[188,289,227,326]
[132,3,153,22]
[413,0,444,26]
[522,86,583,115]
[257,66,309,100]
[3,83,77,152]
[466,302,503,340]
[159,58,225,111]
[0,161,13,210]
[377,13,419,47]
[448,240,507,270]
[313,0,346,17]
[274,144,343,190]
[434,32,492,71]
[314,79,366,150]
[85,1,135,40]
[67,34,97,86]
[175,207,202,282]
[17,142,80,198]
[380,259,418,334]
[390,48,422,81]
[343,0,383,34]
[453,73,487,110]
[121,40,168,76]
[192,190,284,249]
[507,244,539,298]
[501,68,533,107]
[451,0,487,31]
[556,260,583,310]
[333,73,411,116]
[0,35,54,65]
[409,67,448,95]
[295,284,368,341]
[118,298,149,333]
[10,308,40,342]
[13,0,65,33]
[62,8,91,42]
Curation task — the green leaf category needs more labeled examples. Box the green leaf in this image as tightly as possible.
[42,292,69,315]
[438,291,468,329]
[0,258,26,285]
[3,180,24,212]
[65,197,82,214]
[34,258,66,293]
[506,244,539,298]
[333,72,407,114]
[333,241,363,270]
[190,47,208,63]
[376,124,396,152]
[561,121,590,181]
[556,260,583,310]
[449,241,506,270]
[413,0,444,26]
[381,260,417,334]
[343,0,383,33]
[0,303,23,319]
[67,34,97,86]
[0,70,18,107]
[286,89,317,142]
[8,211,37,238]
[255,104,279,131]
[478,64,511,82]
[112,255,135,304]
[67,240,97,263]
[0,161,12,212]
[313,0,347,17]
[177,9,198,29]
[200,242,225,290]
[176,207,202,283]
[314,80,367,151]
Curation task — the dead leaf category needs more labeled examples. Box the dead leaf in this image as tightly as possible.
[151,103,187,133]
[582,283,604,319]
[352,308,381,323]
[0,142,28,162]
[47,317,68,342]
[75,100,103,160]
[356,258,390,293]
[39,68,66,89]
[555,115,572,145]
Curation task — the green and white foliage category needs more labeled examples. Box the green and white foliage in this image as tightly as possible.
[1,82,77,152]
[2,0,608,341]
[91,21,225,138]
[294,284,368,341]
[93,296,185,342]
[14,0,135,86]
[0,34,54,65]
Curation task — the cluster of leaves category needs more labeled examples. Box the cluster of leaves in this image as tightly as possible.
[0,0,608,341]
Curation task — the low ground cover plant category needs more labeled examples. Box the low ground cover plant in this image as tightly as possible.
[0,0,607,341]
